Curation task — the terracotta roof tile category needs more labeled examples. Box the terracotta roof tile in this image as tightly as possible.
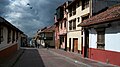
[42,25,55,33]
[79,4,120,27]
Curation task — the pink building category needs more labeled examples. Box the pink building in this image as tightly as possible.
[54,1,71,50]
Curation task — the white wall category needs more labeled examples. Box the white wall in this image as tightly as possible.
[105,22,120,52]
[0,26,19,51]
[0,26,8,51]
[89,28,97,48]
[89,22,120,52]
[67,31,81,50]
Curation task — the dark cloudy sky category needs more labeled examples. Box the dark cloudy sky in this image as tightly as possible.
[0,0,69,37]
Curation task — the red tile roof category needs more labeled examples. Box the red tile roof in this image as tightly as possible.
[79,4,120,27]
[42,25,55,33]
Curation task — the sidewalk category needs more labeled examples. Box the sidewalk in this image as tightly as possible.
[49,49,118,67]
[0,49,25,67]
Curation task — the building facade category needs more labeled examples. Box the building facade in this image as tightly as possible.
[37,26,55,48]
[0,17,26,60]
[54,1,71,50]
[67,0,120,54]
[67,0,90,53]
[79,4,120,66]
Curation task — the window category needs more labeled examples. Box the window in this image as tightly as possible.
[69,8,72,17]
[69,21,72,30]
[60,36,64,45]
[16,32,18,42]
[58,25,59,32]
[78,17,80,22]
[8,29,11,43]
[73,19,76,30]
[61,22,62,29]
[77,1,80,8]
[64,21,66,28]
[96,28,105,49]
[12,31,15,43]
[82,15,89,21]
[72,6,76,15]
[0,26,3,44]
[82,0,89,10]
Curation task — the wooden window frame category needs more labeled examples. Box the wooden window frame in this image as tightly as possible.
[82,0,89,10]
[69,21,72,30]
[69,8,72,17]
[61,22,62,29]
[0,26,4,44]
[96,28,105,49]
[64,20,66,28]
[72,6,76,15]
[12,30,15,43]
[82,15,89,22]
[73,19,76,30]
[78,17,80,22]
[16,32,18,42]
[8,29,11,43]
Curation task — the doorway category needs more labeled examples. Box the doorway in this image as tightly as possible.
[84,29,89,58]
[73,38,78,52]
[69,38,71,51]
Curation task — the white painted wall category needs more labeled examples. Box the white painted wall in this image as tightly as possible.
[105,22,120,52]
[0,26,19,51]
[89,28,97,48]
[89,22,120,52]
[67,1,90,51]
[67,31,81,50]
[0,26,8,51]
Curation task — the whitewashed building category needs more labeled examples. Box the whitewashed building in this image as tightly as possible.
[66,0,120,54]
[79,5,120,66]
[0,17,26,59]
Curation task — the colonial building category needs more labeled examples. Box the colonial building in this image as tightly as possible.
[66,0,90,53]
[54,1,71,50]
[67,0,120,53]
[0,17,26,60]
[79,4,120,66]
[37,26,55,48]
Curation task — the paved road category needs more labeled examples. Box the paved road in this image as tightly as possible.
[13,48,86,67]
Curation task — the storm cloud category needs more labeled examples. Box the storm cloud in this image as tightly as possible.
[0,0,68,36]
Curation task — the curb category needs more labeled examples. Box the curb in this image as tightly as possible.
[10,49,25,67]
[0,49,25,67]
[49,49,118,67]
[49,49,92,67]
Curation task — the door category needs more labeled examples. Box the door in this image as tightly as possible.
[84,29,89,58]
[65,35,67,51]
[73,38,78,52]
[69,38,71,51]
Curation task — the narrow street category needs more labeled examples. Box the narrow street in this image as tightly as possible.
[11,47,117,67]
[13,48,84,67]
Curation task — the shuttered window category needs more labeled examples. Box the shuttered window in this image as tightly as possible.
[82,0,89,10]
[73,19,76,30]
[0,26,3,44]
[8,29,11,43]
[69,21,72,30]
[96,28,105,49]
[12,31,15,43]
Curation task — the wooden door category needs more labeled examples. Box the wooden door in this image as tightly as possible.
[73,38,78,52]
